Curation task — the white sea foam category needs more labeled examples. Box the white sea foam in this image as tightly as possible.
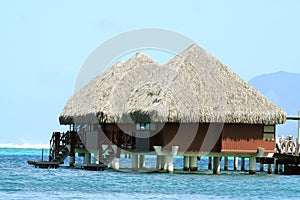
[0,143,49,149]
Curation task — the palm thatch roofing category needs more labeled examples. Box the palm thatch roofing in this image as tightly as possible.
[59,44,286,125]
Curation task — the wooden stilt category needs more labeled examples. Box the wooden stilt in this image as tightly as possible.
[208,157,212,170]
[284,164,287,174]
[213,156,220,174]
[139,155,145,168]
[69,156,75,166]
[132,154,138,171]
[274,159,279,174]
[161,156,167,171]
[93,153,97,164]
[69,131,76,167]
[234,157,238,170]
[279,164,283,173]
[156,155,162,170]
[260,163,264,172]
[241,157,245,171]
[224,157,228,170]
[249,157,256,174]
[183,156,190,171]
[84,152,91,164]
[166,156,174,173]
[267,164,272,174]
[190,156,198,171]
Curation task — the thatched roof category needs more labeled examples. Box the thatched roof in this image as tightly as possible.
[59,44,286,125]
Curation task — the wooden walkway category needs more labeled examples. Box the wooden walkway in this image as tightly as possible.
[27,160,60,169]
[80,164,108,171]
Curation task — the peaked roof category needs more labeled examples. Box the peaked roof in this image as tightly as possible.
[59,44,286,125]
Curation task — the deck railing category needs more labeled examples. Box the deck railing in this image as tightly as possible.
[276,135,300,155]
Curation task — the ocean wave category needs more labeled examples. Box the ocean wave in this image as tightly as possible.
[0,143,49,149]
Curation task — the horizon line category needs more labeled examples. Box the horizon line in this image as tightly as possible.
[0,143,50,149]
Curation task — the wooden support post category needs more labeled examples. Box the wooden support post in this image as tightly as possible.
[54,132,60,158]
[92,152,99,164]
[94,152,98,164]
[161,156,168,171]
[41,149,44,162]
[249,157,256,174]
[224,157,228,170]
[284,164,288,174]
[69,156,75,166]
[190,156,198,171]
[161,156,167,171]
[213,156,220,174]
[208,156,212,170]
[183,156,190,171]
[234,157,238,170]
[132,153,138,171]
[267,164,272,174]
[97,129,103,161]
[260,163,264,172]
[69,131,76,167]
[279,164,283,173]
[156,155,162,170]
[241,157,245,171]
[84,152,91,164]
[274,159,279,174]
[166,156,174,173]
[139,154,145,168]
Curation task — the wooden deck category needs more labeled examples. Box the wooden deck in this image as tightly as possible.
[27,160,60,169]
[80,163,108,171]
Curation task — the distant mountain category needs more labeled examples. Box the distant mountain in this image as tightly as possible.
[249,71,300,137]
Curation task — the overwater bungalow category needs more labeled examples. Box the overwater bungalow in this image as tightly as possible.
[53,44,286,174]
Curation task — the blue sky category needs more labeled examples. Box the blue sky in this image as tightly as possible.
[0,0,299,144]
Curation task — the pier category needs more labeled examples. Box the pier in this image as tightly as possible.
[257,113,300,175]
[28,131,300,175]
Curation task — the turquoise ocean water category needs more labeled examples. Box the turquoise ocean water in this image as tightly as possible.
[1,147,300,200]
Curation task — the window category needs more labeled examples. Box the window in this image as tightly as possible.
[263,125,275,141]
[141,123,147,130]
[136,123,155,131]
[136,123,141,130]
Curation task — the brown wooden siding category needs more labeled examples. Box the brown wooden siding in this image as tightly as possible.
[221,124,275,153]
[85,122,276,153]
[149,123,222,152]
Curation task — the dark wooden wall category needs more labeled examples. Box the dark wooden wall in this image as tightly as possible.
[154,123,222,152]
[221,124,275,153]
[85,122,275,153]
